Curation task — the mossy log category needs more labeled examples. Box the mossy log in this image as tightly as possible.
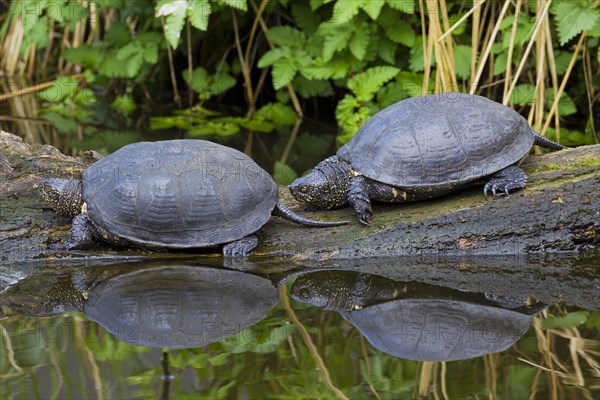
[1,130,599,263]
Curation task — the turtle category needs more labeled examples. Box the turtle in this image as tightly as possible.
[290,93,566,224]
[291,271,545,361]
[82,265,279,348]
[40,140,347,256]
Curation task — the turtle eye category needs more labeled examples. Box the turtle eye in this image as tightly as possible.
[300,186,309,193]
[299,288,310,298]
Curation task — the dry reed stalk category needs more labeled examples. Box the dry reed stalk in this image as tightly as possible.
[438,0,487,42]
[418,361,434,397]
[503,0,522,103]
[279,286,349,400]
[419,0,431,94]
[540,32,586,138]
[425,0,457,92]
[471,2,482,86]
[504,0,552,104]
[470,0,511,94]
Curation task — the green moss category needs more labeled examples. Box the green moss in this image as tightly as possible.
[530,156,600,173]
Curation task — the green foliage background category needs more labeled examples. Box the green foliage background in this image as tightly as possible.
[0,0,599,178]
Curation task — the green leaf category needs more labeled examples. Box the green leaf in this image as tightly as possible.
[256,103,297,125]
[272,58,297,89]
[386,0,415,14]
[377,71,427,107]
[187,0,211,31]
[509,84,537,105]
[362,0,385,20]
[111,95,137,115]
[156,0,187,49]
[320,23,353,61]
[542,311,589,329]
[347,66,400,101]
[273,162,298,185]
[216,0,247,11]
[188,122,240,137]
[383,20,415,47]
[266,26,306,48]
[349,28,369,60]
[494,52,508,75]
[551,0,599,45]
[332,0,361,23]
[553,51,572,75]
[377,35,397,64]
[62,46,103,69]
[303,58,349,80]
[546,92,577,116]
[453,45,473,79]
[38,77,79,103]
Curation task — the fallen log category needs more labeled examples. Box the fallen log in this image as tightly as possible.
[0,130,598,263]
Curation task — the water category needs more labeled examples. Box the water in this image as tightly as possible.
[1,255,598,399]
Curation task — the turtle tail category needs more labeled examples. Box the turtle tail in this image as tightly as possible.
[273,200,349,227]
[533,132,567,150]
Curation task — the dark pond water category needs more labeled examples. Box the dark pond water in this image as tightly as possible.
[1,255,598,400]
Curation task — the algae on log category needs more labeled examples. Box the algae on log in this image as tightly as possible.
[0,130,599,262]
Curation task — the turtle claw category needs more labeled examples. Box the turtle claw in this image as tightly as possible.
[222,235,258,257]
[484,166,528,200]
[358,208,372,225]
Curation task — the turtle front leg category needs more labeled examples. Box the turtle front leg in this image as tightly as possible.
[348,175,373,225]
[484,165,527,198]
[51,214,96,250]
[222,234,259,257]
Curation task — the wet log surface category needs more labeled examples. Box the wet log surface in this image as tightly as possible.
[1,130,599,264]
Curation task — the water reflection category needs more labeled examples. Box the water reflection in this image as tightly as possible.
[0,256,598,399]
[291,271,544,361]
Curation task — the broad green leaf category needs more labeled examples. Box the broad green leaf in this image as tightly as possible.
[274,162,298,185]
[111,95,137,115]
[257,48,285,68]
[553,51,572,75]
[349,28,369,60]
[38,77,78,103]
[266,26,306,48]
[216,0,247,11]
[256,103,298,125]
[386,0,415,14]
[362,0,385,20]
[546,92,577,116]
[293,75,334,98]
[158,1,187,49]
[150,116,177,129]
[320,23,353,61]
[347,66,400,101]
[187,0,211,31]
[303,58,349,80]
[331,0,361,23]
[551,0,599,45]
[542,311,589,329]
[494,52,508,75]
[509,84,537,105]
[188,122,240,137]
[377,35,397,64]
[384,20,415,47]
[454,45,473,79]
[272,58,297,89]
[62,46,103,68]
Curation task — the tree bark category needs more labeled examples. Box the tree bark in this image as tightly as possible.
[1,130,599,263]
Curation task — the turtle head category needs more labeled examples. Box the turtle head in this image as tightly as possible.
[39,178,83,218]
[290,272,354,311]
[289,156,351,210]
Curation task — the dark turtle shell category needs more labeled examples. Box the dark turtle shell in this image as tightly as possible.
[83,266,278,348]
[340,298,533,361]
[82,140,278,247]
[337,93,535,188]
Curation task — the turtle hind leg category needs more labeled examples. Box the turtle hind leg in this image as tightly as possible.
[222,234,259,257]
[484,165,527,198]
[51,214,96,250]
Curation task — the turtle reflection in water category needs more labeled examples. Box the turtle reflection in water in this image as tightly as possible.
[83,266,278,348]
[291,271,545,362]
